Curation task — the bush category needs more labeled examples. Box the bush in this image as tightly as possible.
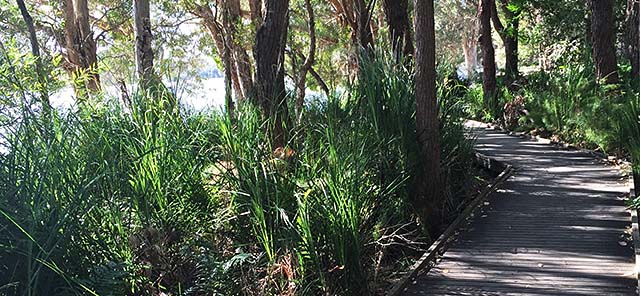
[617,88,640,206]
[0,47,473,295]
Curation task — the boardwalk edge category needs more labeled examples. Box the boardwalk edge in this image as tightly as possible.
[386,153,514,296]
[631,174,639,295]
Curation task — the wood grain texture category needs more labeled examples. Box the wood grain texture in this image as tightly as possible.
[403,121,636,295]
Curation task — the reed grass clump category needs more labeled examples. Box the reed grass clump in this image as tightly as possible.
[0,48,473,295]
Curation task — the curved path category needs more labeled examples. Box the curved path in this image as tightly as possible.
[404,121,636,295]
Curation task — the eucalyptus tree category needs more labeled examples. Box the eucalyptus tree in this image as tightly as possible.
[62,0,100,92]
[15,0,50,113]
[292,0,316,116]
[188,2,243,98]
[222,0,254,101]
[187,0,256,101]
[354,0,374,54]
[134,0,155,86]
[255,0,290,147]
[479,0,497,114]
[289,0,336,100]
[590,0,619,84]
[491,0,521,84]
[327,0,374,78]
[435,0,479,78]
[414,0,442,232]
[627,0,640,80]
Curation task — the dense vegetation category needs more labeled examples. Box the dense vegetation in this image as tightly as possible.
[0,0,639,295]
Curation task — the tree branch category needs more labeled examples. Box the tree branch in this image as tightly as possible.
[490,0,506,41]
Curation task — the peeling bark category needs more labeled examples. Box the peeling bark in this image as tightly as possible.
[62,0,100,92]
[224,0,254,100]
[134,0,155,87]
[194,2,253,101]
[354,0,374,55]
[194,4,243,99]
[329,0,374,78]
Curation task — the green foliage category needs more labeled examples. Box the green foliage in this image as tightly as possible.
[519,65,625,151]
[522,0,591,66]
[0,46,474,295]
[461,84,488,121]
[617,89,640,206]
[0,39,61,107]
[463,64,624,154]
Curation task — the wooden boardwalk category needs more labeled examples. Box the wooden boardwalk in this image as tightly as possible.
[403,122,636,296]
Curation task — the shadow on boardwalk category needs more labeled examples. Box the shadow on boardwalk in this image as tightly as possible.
[403,121,636,296]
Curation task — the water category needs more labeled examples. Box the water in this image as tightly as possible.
[50,77,228,111]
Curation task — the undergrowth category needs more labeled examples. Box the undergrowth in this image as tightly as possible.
[0,46,474,295]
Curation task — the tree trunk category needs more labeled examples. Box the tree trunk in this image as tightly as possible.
[355,0,374,64]
[296,49,331,98]
[327,0,372,79]
[490,0,518,84]
[503,1,519,83]
[249,0,263,26]
[480,0,497,116]
[354,0,374,81]
[16,0,39,62]
[222,1,235,119]
[195,4,244,100]
[255,0,290,148]
[73,0,99,91]
[295,0,316,117]
[463,36,478,80]
[414,0,442,234]
[194,2,253,101]
[627,0,640,80]
[62,0,100,92]
[383,0,413,62]
[224,43,235,120]
[225,0,254,100]
[134,0,155,88]
[462,19,479,80]
[16,0,51,111]
[591,0,619,85]
[62,0,80,68]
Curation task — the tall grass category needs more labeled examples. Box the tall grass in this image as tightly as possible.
[0,45,473,295]
[618,89,640,203]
